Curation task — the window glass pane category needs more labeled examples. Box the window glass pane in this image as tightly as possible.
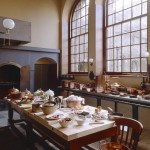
[132,0,141,5]
[108,14,115,25]
[80,54,84,62]
[75,45,79,53]
[107,37,113,48]
[107,49,113,60]
[73,12,77,21]
[141,44,147,57]
[141,29,147,43]
[116,0,122,12]
[131,19,140,31]
[77,28,80,35]
[142,2,147,14]
[84,53,88,61]
[122,59,130,72]
[141,16,147,29]
[80,45,84,53]
[141,58,147,72]
[114,60,121,72]
[114,47,121,59]
[115,11,122,23]
[81,8,85,17]
[114,24,121,35]
[131,31,140,45]
[131,45,140,58]
[75,64,78,72]
[72,29,76,36]
[107,26,113,37]
[77,19,80,27]
[85,43,88,52]
[76,10,80,19]
[81,17,85,26]
[122,46,130,59]
[72,21,76,29]
[122,33,130,46]
[86,16,88,24]
[123,8,131,20]
[81,26,85,34]
[114,36,121,47]
[132,5,141,17]
[71,46,75,54]
[75,54,79,63]
[131,59,140,72]
[108,3,115,15]
[107,61,113,72]
[85,25,88,32]
[108,0,115,4]
[75,37,79,45]
[71,55,75,63]
[86,6,88,15]
[122,21,130,33]
[71,38,75,46]
[124,0,131,9]
[85,34,88,43]
[81,0,85,7]
[71,64,75,72]
[80,35,84,44]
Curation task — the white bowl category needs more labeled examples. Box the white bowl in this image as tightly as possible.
[69,113,77,120]
[59,118,72,128]
[76,118,86,126]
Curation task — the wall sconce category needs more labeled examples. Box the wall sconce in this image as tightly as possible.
[89,58,94,66]
[0,18,15,46]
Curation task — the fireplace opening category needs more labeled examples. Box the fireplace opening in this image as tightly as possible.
[0,65,20,98]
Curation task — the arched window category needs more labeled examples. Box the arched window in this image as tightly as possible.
[104,0,148,75]
[69,0,89,74]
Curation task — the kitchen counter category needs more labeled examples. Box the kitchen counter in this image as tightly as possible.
[58,87,150,121]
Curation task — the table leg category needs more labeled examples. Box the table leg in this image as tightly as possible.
[7,103,14,125]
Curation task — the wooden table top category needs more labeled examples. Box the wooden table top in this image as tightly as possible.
[6,99,115,141]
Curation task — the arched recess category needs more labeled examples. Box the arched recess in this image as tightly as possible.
[0,61,30,98]
[34,57,57,92]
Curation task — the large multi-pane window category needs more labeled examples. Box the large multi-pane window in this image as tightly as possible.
[69,0,89,73]
[105,0,148,74]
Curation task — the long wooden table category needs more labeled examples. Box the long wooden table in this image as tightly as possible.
[6,99,118,150]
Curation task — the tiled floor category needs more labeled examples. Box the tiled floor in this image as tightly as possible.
[0,101,150,150]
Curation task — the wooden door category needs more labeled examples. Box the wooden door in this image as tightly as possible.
[34,64,57,91]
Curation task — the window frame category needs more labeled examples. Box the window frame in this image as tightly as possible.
[103,0,148,76]
[68,0,89,75]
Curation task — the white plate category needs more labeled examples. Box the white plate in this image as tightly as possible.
[59,108,72,112]
[20,104,32,109]
[46,113,64,120]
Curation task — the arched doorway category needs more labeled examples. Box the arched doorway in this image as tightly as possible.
[34,57,58,92]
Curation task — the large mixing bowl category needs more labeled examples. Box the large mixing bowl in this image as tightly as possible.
[40,101,57,115]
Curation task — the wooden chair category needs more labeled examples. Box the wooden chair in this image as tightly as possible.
[113,117,143,150]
